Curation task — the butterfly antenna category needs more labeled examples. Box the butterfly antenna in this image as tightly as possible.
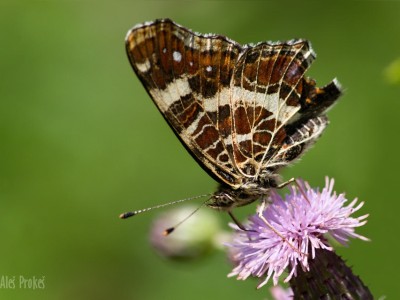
[163,200,208,236]
[119,194,210,219]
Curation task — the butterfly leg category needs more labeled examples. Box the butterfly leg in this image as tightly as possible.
[276,178,311,205]
[228,211,256,242]
[228,211,247,231]
[275,177,295,189]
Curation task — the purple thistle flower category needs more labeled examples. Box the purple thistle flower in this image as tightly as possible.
[227,177,369,288]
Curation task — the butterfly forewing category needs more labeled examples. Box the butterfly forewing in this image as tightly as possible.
[126,19,244,187]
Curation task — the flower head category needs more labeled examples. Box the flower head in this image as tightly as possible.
[227,177,368,288]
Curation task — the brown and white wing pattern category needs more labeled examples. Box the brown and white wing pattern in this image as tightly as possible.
[229,40,342,178]
[126,19,243,187]
[263,80,342,172]
[265,115,329,171]
[229,40,316,178]
[126,18,342,192]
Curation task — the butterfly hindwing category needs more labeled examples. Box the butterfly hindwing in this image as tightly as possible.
[266,115,329,171]
[229,40,316,177]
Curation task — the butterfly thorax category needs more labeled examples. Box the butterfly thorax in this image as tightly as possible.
[207,173,279,211]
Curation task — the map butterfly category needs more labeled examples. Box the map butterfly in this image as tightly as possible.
[124,19,341,215]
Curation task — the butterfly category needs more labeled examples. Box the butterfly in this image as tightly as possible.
[124,18,341,215]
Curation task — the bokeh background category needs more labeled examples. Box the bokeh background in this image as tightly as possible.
[1,1,399,299]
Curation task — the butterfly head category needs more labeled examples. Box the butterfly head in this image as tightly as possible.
[207,185,264,211]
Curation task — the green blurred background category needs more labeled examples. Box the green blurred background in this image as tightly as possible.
[1,1,399,299]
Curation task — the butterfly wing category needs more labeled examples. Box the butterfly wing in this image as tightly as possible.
[229,40,340,178]
[126,19,342,189]
[264,80,342,171]
[126,19,244,187]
